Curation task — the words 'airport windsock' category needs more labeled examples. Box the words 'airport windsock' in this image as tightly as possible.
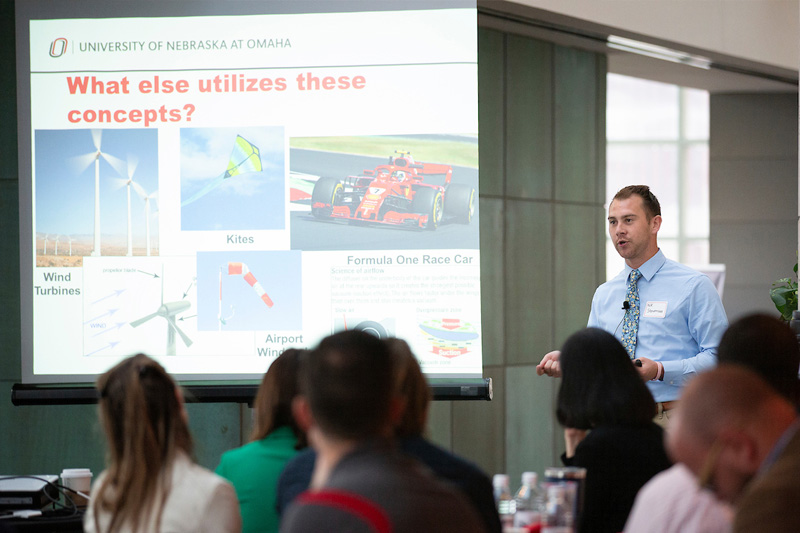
[228,262,273,307]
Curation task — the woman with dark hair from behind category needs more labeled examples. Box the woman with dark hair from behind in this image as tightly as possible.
[557,328,671,533]
[387,338,502,533]
[85,354,241,533]
[216,348,307,533]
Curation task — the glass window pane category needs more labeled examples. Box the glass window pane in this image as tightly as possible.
[658,239,680,262]
[683,88,709,140]
[683,144,709,238]
[605,74,709,282]
[607,144,679,237]
[607,74,680,141]
[682,240,709,265]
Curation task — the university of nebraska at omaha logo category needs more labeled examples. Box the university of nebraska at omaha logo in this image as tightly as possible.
[49,38,68,57]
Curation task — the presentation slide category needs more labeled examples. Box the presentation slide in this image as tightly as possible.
[18,1,481,383]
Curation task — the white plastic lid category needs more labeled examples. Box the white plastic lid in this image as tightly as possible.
[61,468,92,478]
[522,471,538,486]
[492,474,509,487]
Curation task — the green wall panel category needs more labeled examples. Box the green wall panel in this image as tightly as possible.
[505,364,559,485]
[479,197,505,366]
[504,199,553,364]
[505,35,553,201]
[553,204,605,346]
[478,27,505,198]
[554,47,598,204]
[452,365,505,477]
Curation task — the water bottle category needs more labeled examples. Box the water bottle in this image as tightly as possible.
[542,483,574,533]
[513,471,544,527]
[492,474,515,528]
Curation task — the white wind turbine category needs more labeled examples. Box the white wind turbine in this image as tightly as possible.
[69,130,125,257]
[54,235,60,255]
[43,234,49,255]
[135,184,158,257]
[68,235,73,256]
[112,155,141,257]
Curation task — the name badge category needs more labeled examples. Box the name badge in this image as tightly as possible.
[644,301,668,318]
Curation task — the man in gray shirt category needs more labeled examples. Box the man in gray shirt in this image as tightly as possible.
[280,330,485,533]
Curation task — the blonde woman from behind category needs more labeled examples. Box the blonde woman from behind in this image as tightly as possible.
[85,354,241,533]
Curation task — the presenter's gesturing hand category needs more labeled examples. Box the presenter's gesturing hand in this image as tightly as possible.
[536,350,562,377]
[634,356,659,381]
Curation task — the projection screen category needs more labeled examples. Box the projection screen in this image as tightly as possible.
[16,0,482,386]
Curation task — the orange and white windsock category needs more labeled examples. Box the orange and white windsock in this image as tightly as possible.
[228,262,274,307]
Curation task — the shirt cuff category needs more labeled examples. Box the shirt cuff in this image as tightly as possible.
[661,360,681,385]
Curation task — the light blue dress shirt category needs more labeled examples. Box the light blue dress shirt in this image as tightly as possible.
[588,249,728,402]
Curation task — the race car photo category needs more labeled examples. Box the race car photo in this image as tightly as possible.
[308,151,475,231]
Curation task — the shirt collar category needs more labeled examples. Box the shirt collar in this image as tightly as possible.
[757,418,800,478]
[625,249,665,282]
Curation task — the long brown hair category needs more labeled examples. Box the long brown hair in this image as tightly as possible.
[249,348,307,448]
[93,354,192,533]
[386,338,431,438]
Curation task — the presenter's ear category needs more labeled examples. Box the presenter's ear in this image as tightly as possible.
[292,395,314,432]
[650,214,662,234]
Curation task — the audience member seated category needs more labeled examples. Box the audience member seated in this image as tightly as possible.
[84,354,241,533]
[280,330,484,532]
[557,328,671,533]
[275,338,501,532]
[624,463,733,533]
[216,349,306,533]
[667,365,800,533]
[716,313,800,407]
[625,313,800,532]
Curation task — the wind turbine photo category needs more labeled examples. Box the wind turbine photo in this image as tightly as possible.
[35,128,160,266]
[112,154,144,257]
[69,129,125,257]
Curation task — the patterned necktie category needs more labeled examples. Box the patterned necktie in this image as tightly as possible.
[621,269,642,358]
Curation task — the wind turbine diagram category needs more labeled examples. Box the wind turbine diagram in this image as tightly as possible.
[130,267,193,355]
[69,129,125,257]
[181,135,262,207]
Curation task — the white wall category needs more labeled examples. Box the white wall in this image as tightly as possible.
[507,0,798,71]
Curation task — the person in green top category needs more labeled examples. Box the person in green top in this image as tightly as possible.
[216,348,307,533]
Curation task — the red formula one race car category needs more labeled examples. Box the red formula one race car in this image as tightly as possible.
[310,151,475,230]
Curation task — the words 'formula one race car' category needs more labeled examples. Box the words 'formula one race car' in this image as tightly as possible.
[310,151,475,230]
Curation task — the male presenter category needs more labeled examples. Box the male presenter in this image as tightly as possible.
[537,185,728,424]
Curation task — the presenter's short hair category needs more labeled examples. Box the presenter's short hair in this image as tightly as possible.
[300,330,393,440]
[613,185,661,220]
